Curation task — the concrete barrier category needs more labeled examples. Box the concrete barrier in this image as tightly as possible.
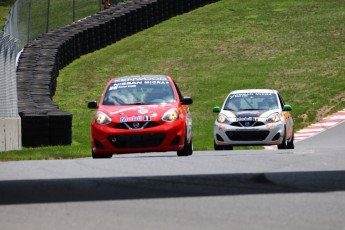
[0,117,22,151]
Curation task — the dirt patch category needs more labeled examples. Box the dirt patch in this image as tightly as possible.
[330,91,345,103]
[316,106,334,121]
[316,91,345,121]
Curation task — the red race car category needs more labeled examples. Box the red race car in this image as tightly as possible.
[88,75,193,158]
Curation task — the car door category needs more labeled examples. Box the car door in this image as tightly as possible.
[278,93,293,139]
[173,81,193,143]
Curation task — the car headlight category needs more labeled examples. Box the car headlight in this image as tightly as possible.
[217,114,228,123]
[94,111,112,125]
[266,112,281,123]
[162,108,179,122]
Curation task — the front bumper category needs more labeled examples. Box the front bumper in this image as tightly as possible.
[214,121,285,146]
[91,119,186,154]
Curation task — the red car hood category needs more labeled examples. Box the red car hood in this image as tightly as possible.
[98,103,177,123]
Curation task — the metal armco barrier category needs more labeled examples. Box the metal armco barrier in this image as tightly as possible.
[17,0,220,147]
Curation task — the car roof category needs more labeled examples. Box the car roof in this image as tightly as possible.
[229,89,278,94]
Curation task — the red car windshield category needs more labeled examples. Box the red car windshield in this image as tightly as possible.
[102,76,176,105]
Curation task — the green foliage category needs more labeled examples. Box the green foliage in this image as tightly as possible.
[1,0,344,160]
[0,1,13,26]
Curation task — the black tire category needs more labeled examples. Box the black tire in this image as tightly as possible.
[214,140,233,150]
[214,140,222,150]
[177,137,193,157]
[277,128,288,149]
[224,145,234,150]
[92,150,112,159]
[287,132,295,149]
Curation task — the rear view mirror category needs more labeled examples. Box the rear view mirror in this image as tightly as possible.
[213,106,221,113]
[283,104,292,111]
[182,97,193,105]
[88,100,98,109]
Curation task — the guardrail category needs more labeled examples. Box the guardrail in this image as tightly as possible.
[16,0,220,147]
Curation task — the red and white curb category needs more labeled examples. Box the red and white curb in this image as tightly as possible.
[265,109,345,149]
[294,109,345,142]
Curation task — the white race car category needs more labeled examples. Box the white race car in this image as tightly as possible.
[213,89,294,150]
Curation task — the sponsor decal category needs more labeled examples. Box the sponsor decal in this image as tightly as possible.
[235,117,258,122]
[114,76,167,82]
[236,111,262,116]
[230,93,273,98]
[120,117,128,122]
[120,116,143,122]
[132,116,142,121]
[109,77,170,90]
[236,117,252,121]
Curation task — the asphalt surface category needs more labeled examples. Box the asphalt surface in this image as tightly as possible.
[0,121,344,230]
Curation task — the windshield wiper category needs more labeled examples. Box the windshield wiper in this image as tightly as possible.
[126,102,147,105]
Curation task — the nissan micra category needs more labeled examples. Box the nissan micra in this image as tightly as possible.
[213,89,294,150]
[88,75,193,158]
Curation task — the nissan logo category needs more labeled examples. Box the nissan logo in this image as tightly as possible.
[132,122,140,129]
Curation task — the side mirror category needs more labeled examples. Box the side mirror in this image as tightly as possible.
[213,106,221,113]
[283,104,292,111]
[182,97,193,105]
[88,100,98,109]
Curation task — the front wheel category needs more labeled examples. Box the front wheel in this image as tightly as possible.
[92,150,112,159]
[287,132,295,149]
[214,140,233,150]
[177,137,193,157]
[214,140,222,150]
[277,128,288,149]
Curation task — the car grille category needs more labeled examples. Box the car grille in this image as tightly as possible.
[231,121,265,127]
[114,121,160,129]
[225,130,269,141]
[107,133,166,148]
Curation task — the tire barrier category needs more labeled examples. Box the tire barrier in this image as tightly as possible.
[16,0,219,147]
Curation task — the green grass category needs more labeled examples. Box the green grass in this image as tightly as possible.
[17,0,102,48]
[3,0,126,48]
[1,0,345,160]
[0,0,14,27]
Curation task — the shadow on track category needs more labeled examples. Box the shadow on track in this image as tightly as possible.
[1,170,345,205]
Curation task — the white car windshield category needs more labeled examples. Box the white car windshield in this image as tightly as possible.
[102,77,175,105]
[224,92,278,111]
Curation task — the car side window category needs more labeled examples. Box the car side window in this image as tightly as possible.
[173,80,184,101]
[278,93,285,108]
